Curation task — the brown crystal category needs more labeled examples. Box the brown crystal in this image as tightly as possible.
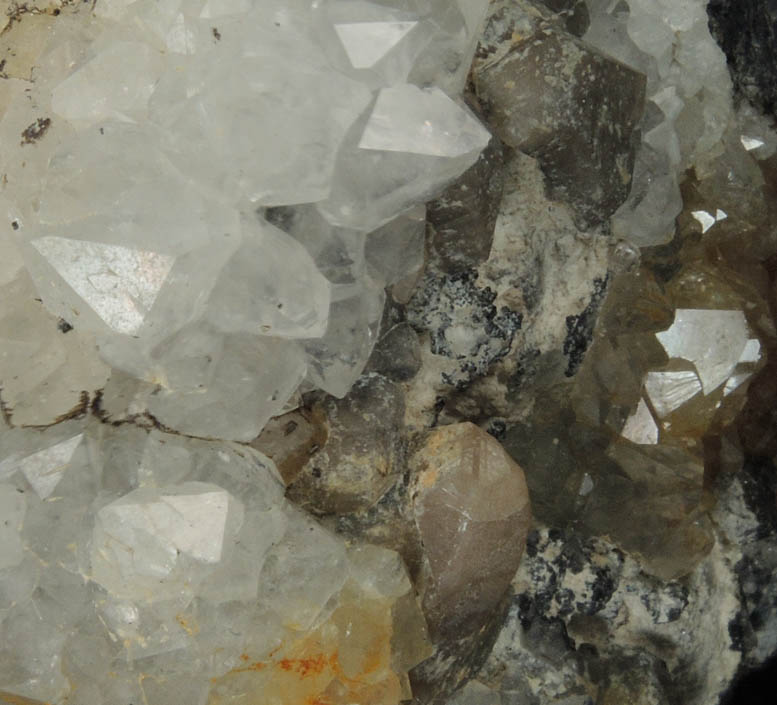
[474,1,645,228]
[410,422,531,640]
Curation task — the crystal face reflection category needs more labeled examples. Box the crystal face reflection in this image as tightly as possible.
[655,308,750,394]
[30,237,175,336]
[629,307,762,441]
[621,397,659,444]
[359,85,491,158]
[334,21,418,68]
[0,434,83,500]
[7,0,490,441]
[644,370,703,418]
[91,483,234,599]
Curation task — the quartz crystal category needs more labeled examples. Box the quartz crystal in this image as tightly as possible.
[1,0,490,435]
[517,254,769,581]
[0,421,430,704]
[408,423,532,701]
[584,0,734,245]
[473,0,646,229]
[410,423,532,640]
[655,309,750,394]
[0,1,492,702]
[5,0,775,702]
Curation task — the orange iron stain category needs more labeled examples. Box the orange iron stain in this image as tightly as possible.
[277,653,329,677]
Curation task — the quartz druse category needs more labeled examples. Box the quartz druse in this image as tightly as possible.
[1,0,491,439]
[2,0,777,704]
[0,1,498,704]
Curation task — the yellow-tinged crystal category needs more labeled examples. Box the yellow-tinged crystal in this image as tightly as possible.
[208,583,414,705]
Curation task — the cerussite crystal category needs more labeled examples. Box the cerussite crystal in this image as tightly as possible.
[473,0,646,229]
[411,423,532,639]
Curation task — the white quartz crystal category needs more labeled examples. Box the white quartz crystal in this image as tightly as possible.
[205,215,331,339]
[0,484,26,570]
[91,482,236,599]
[359,85,490,158]
[0,272,110,426]
[0,422,424,703]
[5,434,83,499]
[31,237,176,336]
[334,20,418,69]
[0,1,484,700]
[51,41,162,125]
[1,0,489,435]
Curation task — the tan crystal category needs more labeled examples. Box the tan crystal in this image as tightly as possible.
[411,422,531,640]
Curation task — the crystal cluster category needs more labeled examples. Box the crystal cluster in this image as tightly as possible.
[0,2,501,703]
[520,252,768,581]
[584,0,735,245]
[0,420,431,704]
[0,0,491,440]
[473,0,646,229]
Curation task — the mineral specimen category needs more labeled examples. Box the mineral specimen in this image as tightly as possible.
[584,0,735,246]
[0,1,497,703]
[283,373,407,515]
[0,420,431,704]
[473,0,646,229]
[1,0,491,437]
[3,0,777,704]
[408,423,532,702]
[410,423,531,640]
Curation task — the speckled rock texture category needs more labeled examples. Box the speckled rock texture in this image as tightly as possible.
[1,1,767,704]
[449,469,769,705]
[405,149,611,432]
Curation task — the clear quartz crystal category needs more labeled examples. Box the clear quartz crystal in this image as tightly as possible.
[0,422,428,703]
[0,0,480,701]
[2,0,488,435]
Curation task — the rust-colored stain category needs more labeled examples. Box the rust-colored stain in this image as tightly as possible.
[175,613,199,636]
[278,654,326,676]
[211,622,397,704]
[226,656,267,675]
[225,650,335,678]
